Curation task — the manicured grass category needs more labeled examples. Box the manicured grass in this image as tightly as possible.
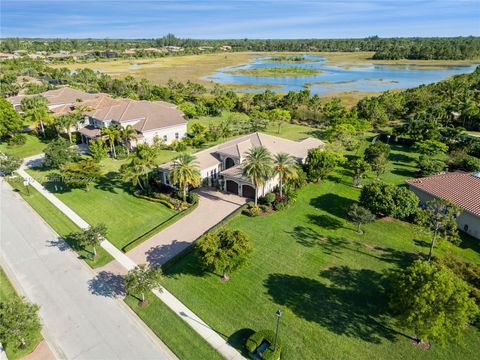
[124,292,223,360]
[227,67,322,77]
[26,158,177,250]
[0,267,43,359]
[7,177,113,268]
[161,145,480,360]
[0,133,49,159]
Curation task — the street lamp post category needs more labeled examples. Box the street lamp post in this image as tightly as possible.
[274,309,282,353]
[386,134,391,145]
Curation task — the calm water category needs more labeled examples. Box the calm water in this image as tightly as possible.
[204,55,477,95]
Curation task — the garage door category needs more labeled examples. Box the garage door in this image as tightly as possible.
[242,185,256,199]
[226,180,239,195]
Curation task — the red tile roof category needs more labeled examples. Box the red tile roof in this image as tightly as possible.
[406,172,480,216]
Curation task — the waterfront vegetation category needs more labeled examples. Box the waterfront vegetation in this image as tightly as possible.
[226,66,322,77]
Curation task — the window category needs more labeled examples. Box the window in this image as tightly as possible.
[175,132,179,139]
[163,135,168,142]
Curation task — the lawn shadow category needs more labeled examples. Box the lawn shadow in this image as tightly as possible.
[264,268,398,344]
[94,171,125,193]
[389,151,416,164]
[310,193,355,218]
[164,249,208,278]
[227,328,255,357]
[146,240,192,267]
[391,168,417,179]
[458,232,480,253]
[413,239,431,248]
[88,271,126,298]
[307,214,344,230]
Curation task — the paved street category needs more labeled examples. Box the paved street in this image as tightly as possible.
[0,181,176,360]
[127,188,246,266]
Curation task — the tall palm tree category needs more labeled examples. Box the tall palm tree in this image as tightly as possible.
[55,113,79,143]
[273,152,298,198]
[101,126,120,158]
[120,125,137,155]
[242,146,273,206]
[169,154,201,201]
[21,96,52,138]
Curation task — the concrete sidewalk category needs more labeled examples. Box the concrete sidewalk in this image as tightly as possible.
[15,162,246,359]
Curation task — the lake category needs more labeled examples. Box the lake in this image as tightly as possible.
[204,54,477,95]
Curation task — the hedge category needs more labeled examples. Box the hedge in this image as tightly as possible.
[133,192,175,209]
[245,329,282,360]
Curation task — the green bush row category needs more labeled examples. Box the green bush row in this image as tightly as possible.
[245,329,282,360]
[133,192,175,210]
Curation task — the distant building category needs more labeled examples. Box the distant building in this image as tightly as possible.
[0,52,17,60]
[406,172,480,240]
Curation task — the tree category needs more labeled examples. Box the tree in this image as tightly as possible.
[121,144,159,192]
[88,139,109,162]
[370,153,388,178]
[417,155,445,176]
[21,96,52,138]
[359,182,418,219]
[60,159,101,191]
[414,139,448,156]
[0,153,21,175]
[325,123,358,151]
[43,138,80,168]
[273,152,297,198]
[101,126,120,158]
[348,203,376,234]
[119,125,137,155]
[196,229,252,280]
[124,264,163,305]
[169,154,201,201]
[305,149,344,183]
[364,141,390,165]
[0,98,22,138]
[388,260,479,346]
[55,113,79,143]
[267,108,291,134]
[71,224,106,260]
[242,146,273,206]
[350,158,370,187]
[416,199,461,260]
[0,297,41,351]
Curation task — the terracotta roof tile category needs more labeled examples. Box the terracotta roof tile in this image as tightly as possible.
[406,172,480,216]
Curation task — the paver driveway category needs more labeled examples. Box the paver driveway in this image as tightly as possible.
[127,188,246,266]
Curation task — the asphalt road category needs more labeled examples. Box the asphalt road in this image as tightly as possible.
[0,181,175,360]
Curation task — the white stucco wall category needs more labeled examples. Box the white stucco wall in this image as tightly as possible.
[140,124,187,145]
[409,186,480,240]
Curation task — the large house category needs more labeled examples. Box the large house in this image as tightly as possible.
[158,132,324,199]
[406,172,480,240]
[7,87,187,146]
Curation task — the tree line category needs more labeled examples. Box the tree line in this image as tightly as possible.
[2,35,480,60]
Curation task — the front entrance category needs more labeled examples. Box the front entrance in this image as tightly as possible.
[242,185,256,199]
[225,180,239,195]
[225,157,235,169]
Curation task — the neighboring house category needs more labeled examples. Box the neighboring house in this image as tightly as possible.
[406,172,480,240]
[7,87,103,113]
[158,132,324,199]
[7,87,188,146]
[78,96,187,145]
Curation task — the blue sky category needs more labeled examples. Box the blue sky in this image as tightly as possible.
[1,0,479,39]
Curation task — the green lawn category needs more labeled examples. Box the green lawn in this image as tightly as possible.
[7,177,113,267]
[0,267,43,359]
[0,133,50,158]
[125,292,223,360]
[161,145,480,359]
[26,158,177,250]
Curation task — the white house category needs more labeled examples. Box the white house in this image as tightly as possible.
[158,132,324,199]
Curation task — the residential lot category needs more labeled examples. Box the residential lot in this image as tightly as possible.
[161,145,480,360]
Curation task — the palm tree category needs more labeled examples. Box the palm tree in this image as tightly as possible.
[55,113,79,143]
[273,152,298,198]
[21,96,52,138]
[242,146,273,206]
[120,125,137,155]
[120,144,159,192]
[102,126,120,158]
[169,154,201,201]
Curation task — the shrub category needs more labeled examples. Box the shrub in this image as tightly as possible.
[187,192,199,205]
[0,154,21,175]
[133,192,176,209]
[115,145,127,159]
[274,202,286,211]
[260,192,276,205]
[259,204,270,212]
[7,133,26,146]
[243,206,260,217]
[245,329,282,360]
